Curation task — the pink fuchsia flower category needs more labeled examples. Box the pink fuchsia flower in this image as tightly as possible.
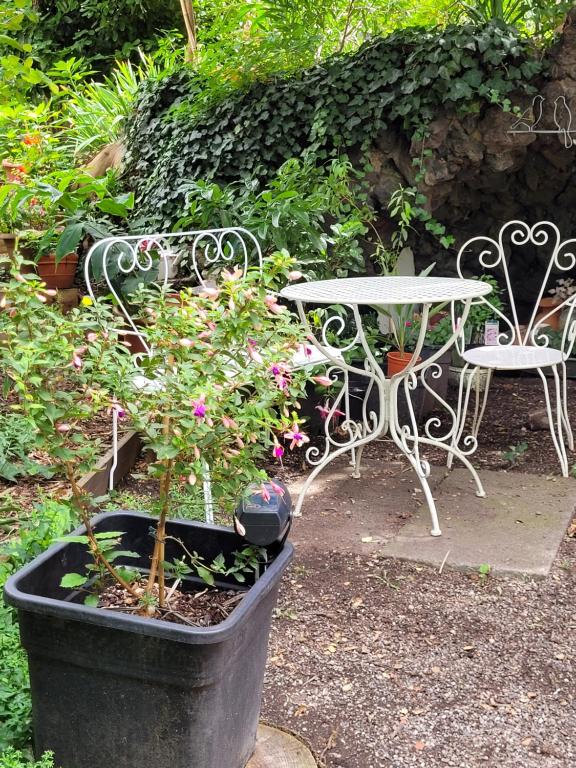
[194,445,201,460]
[179,337,194,348]
[222,266,244,282]
[260,484,271,503]
[188,471,197,486]
[247,339,263,364]
[86,331,98,343]
[272,441,285,460]
[72,346,86,369]
[138,239,154,252]
[283,426,310,449]
[191,395,207,418]
[270,480,285,496]
[221,415,238,429]
[56,423,71,433]
[288,270,303,281]
[315,402,345,420]
[312,375,333,387]
[264,294,285,315]
[199,286,220,300]
[299,343,313,359]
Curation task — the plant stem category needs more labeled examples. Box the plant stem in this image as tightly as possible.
[64,462,140,599]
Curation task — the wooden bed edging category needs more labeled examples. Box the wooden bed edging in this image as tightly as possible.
[79,430,142,496]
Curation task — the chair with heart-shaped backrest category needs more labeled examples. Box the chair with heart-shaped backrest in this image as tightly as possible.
[449,220,576,476]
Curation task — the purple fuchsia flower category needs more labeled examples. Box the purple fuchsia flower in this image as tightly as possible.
[283,425,310,449]
[191,394,207,418]
[272,441,285,460]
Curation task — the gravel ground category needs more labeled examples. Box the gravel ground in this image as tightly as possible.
[262,527,576,767]
[112,373,576,766]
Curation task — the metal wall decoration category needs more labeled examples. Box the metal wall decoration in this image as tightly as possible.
[508,95,576,148]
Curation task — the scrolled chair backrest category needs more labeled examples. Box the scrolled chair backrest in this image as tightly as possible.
[456,220,576,358]
[84,227,264,356]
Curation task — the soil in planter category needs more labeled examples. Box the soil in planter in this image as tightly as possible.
[98,580,244,626]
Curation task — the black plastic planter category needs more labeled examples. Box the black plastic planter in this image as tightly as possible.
[4,511,293,768]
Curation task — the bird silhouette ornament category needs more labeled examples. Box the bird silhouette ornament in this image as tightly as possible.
[508,94,574,147]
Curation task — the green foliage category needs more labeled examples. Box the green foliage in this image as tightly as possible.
[172,155,370,280]
[0,750,54,768]
[20,0,184,72]
[502,441,528,466]
[125,22,541,227]
[0,413,53,482]
[465,275,504,338]
[456,1,573,37]
[163,542,268,587]
[0,498,76,752]
[0,170,134,260]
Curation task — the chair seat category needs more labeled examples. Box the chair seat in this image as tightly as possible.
[462,344,564,371]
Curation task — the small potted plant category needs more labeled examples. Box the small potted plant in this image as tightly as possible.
[0,170,134,289]
[2,254,309,768]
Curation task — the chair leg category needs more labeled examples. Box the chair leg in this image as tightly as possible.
[472,368,491,438]
[560,362,574,451]
[109,410,119,492]
[538,367,569,477]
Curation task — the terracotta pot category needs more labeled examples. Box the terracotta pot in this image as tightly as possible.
[386,350,422,377]
[36,252,79,290]
[536,296,562,331]
[0,233,17,259]
[2,159,27,183]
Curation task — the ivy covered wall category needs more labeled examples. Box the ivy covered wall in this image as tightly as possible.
[124,22,541,228]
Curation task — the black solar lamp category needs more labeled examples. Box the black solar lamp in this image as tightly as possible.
[234,479,292,546]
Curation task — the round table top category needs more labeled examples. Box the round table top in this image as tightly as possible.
[280,275,492,306]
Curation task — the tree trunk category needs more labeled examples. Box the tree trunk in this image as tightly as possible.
[179,0,198,62]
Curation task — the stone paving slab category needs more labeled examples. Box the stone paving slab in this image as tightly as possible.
[382,468,576,576]
[288,461,576,577]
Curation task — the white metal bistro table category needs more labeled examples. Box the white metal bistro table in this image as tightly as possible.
[280,275,493,536]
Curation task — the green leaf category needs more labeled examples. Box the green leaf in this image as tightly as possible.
[84,594,99,607]
[196,566,215,586]
[60,573,87,589]
[55,223,83,260]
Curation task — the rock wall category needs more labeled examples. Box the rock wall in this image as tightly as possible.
[366,10,576,305]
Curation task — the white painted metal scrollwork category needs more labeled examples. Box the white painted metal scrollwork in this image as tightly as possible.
[452,220,576,477]
[508,95,576,148]
[281,276,492,536]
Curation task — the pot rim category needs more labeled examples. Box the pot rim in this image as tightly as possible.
[4,510,293,645]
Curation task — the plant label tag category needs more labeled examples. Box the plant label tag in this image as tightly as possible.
[484,320,499,346]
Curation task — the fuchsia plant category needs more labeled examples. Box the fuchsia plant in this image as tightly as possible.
[0,252,310,615]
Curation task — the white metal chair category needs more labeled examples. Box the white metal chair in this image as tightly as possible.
[450,220,576,476]
[84,227,351,519]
